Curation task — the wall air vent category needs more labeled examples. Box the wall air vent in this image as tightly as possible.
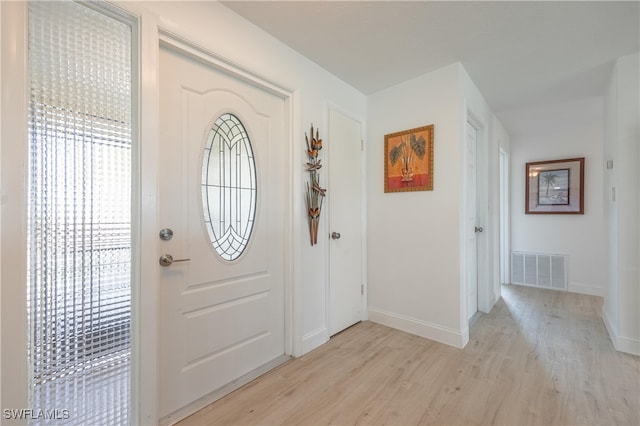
[511,251,568,290]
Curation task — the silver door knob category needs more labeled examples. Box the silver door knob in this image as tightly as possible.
[475,226,484,233]
[159,254,191,267]
[331,232,341,240]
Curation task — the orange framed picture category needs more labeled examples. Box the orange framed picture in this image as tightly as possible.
[384,124,434,193]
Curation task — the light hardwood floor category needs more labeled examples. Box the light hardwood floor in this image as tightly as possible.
[179,285,640,425]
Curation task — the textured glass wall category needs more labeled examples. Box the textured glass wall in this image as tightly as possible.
[27,1,132,424]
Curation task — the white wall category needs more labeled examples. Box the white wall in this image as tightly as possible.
[367,63,464,347]
[125,1,368,355]
[367,63,506,348]
[504,97,608,296]
[603,52,640,356]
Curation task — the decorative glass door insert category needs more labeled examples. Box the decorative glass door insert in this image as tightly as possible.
[201,113,257,261]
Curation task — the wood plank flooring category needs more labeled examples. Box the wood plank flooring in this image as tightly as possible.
[178,285,640,425]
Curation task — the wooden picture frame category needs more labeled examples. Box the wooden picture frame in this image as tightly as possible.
[384,124,434,193]
[525,157,584,214]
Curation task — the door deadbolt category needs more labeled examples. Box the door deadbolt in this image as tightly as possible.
[159,228,174,241]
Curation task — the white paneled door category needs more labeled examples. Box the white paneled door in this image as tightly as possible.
[466,121,479,321]
[328,108,364,336]
[158,44,288,418]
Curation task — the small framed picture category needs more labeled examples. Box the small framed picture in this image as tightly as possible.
[525,157,584,214]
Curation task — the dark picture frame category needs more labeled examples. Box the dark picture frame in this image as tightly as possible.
[384,124,434,193]
[525,157,584,214]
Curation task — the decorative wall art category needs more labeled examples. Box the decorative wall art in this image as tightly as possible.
[305,124,326,245]
[525,157,585,214]
[384,124,434,192]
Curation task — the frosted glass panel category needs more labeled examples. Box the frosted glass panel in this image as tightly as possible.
[27,1,132,424]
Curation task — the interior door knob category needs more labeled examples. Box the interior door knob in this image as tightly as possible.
[331,232,341,240]
[159,254,191,267]
[475,226,484,233]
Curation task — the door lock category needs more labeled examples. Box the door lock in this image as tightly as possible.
[159,228,174,241]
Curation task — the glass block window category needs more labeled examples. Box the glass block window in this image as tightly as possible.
[202,114,257,261]
[27,1,132,424]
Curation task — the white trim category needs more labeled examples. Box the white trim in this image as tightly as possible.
[603,308,640,356]
[368,307,467,349]
[568,281,605,297]
[0,0,29,414]
[110,3,162,423]
[302,327,330,354]
[134,7,160,426]
[289,88,304,357]
[499,148,510,285]
[158,30,292,100]
[615,335,640,356]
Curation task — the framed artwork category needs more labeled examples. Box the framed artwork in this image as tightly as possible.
[525,157,584,214]
[384,124,434,192]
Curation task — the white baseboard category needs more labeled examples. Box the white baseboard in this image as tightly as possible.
[568,281,605,297]
[603,308,640,356]
[368,307,466,349]
[302,327,329,355]
[616,335,640,356]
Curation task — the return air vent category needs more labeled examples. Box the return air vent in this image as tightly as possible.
[511,251,567,290]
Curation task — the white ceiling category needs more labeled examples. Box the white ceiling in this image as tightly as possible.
[222,1,639,128]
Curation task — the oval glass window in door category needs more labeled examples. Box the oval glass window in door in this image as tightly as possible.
[201,113,257,261]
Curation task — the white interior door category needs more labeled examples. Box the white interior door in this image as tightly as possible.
[328,108,363,336]
[466,121,479,321]
[499,149,510,285]
[158,45,288,418]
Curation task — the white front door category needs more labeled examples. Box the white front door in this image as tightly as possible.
[158,45,288,418]
[466,121,479,321]
[328,108,363,336]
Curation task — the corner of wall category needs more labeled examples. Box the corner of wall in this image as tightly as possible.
[301,327,329,355]
[368,307,468,349]
[603,304,640,356]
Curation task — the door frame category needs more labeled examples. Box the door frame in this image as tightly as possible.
[499,148,510,285]
[1,1,30,416]
[324,104,368,336]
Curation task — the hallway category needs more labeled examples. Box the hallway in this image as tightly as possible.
[180,285,639,425]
